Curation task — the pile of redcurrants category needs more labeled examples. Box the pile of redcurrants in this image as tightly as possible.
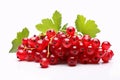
[16,26,114,68]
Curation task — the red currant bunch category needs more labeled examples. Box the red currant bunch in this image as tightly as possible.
[16,26,114,68]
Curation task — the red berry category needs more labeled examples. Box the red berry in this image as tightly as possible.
[49,54,58,65]
[70,35,79,45]
[36,39,43,51]
[54,46,65,58]
[78,41,85,54]
[16,49,27,61]
[107,49,114,60]
[26,50,35,61]
[96,47,104,58]
[80,56,89,64]
[22,38,28,46]
[40,58,49,68]
[86,45,95,56]
[34,52,41,62]
[67,56,77,66]
[46,29,56,38]
[91,38,100,49]
[18,44,25,50]
[102,50,110,63]
[62,38,72,48]
[66,26,75,36]
[42,36,50,48]
[82,35,91,47]
[40,49,48,58]
[102,41,111,50]
[70,45,79,56]
[91,55,100,64]
[51,36,60,47]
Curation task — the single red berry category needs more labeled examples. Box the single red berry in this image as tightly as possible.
[49,44,56,55]
[66,26,75,36]
[102,50,110,63]
[96,47,104,58]
[80,56,89,64]
[34,52,41,62]
[16,49,27,61]
[107,49,114,60]
[91,55,100,64]
[49,54,58,65]
[40,49,48,58]
[82,35,91,47]
[102,41,111,50]
[36,39,43,51]
[22,38,28,46]
[42,36,50,48]
[40,58,49,68]
[54,46,65,58]
[67,56,77,66]
[51,36,60,47]
[70,45,79,56]
[56,32,64,38]
[78,41,85,55]
[62,38,72,48]
[26,50,35,61]
[28,38,36,48]
[91,38,100,49]
[46,29,56,38]
[70,35,79,45]
[86,45,95,56]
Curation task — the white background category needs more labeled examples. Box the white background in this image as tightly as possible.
[0,0,120,80]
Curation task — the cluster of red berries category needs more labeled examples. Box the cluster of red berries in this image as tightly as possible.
[16,26,114,68]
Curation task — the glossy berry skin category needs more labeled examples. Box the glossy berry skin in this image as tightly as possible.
[49,54,58,65]
[96,47,104,58]
[22,38,28,46]
[79,55,89,64]
[46,29,56,38]
[54,46,65,58]
[91,56,100,64]
[70,35,79,45]
[107,49,114,60]
[16,49,27,61]
[42,36,50,48]
[34,52,41,62]
[82,35,91,47]
[66,26,75,36]
[36,39,43,51]
[40,49,48,58]
[28,39,36,48]
[40,58,49,68]
[26,50,35,61]
[91,38,100,49]
[62,38,71,48]
[70,45,79,56]
[51,36,60,47]
[102,50,110,63]
[102,41,111,50]
[86,45,95,56]
[67,56,77,66]
[78,41,85,55]
[18,44,25,50]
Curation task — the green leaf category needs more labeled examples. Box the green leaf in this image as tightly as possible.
[75,15,100,37]
[52,10,61,30]
[9,27,29,53]
[60,23,68,33]
[36,10,62,34]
